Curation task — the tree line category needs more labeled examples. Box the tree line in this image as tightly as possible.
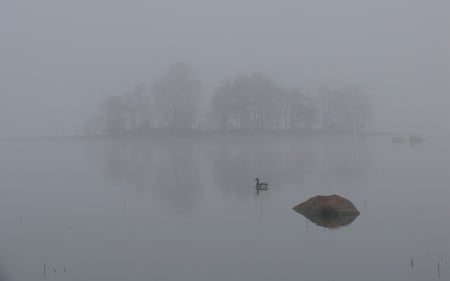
[84,62,371,135]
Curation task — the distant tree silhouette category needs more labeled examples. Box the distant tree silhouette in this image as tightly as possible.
[152,62,201,129]
[284,88,318,130]
[211,73,284,130]
[124,84,152,132]
[319,84,371,132]
[90,64,372,135]
[101,95,127,135]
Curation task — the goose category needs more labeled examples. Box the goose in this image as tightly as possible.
[254,177,269,194]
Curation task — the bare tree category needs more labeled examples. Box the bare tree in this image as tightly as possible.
[152,62,201,129]
[319,84,371,132]
[124,84,152,133]
[286,88,318,130]
[100,95,127,135]
[211,73,284,130]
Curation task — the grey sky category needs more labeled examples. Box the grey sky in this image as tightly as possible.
[1,0,449,137]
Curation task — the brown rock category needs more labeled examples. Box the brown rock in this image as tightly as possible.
[293,195,360,228]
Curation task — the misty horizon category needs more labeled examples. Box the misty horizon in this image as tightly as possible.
[1,0,449,137]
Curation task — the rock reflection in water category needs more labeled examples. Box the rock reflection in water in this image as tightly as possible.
[293,195,360,229]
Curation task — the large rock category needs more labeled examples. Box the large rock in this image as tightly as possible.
[293,195,360,228]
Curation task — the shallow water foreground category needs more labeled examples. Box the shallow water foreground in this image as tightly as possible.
[0,135,448,281]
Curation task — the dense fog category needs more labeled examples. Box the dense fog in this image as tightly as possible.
[1,0,449,137]
[0,2,449,281]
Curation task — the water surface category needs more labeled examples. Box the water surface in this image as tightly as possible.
[0,135,448,281]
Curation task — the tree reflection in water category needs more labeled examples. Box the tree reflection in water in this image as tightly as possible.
[102,139,203,214]
[99,135,371,214]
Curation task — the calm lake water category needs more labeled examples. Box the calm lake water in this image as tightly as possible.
[0,135,449,281]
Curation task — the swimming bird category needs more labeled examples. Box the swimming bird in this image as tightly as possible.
[254,177,269,194]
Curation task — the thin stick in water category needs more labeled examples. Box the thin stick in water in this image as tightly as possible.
[437,261,440,278]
